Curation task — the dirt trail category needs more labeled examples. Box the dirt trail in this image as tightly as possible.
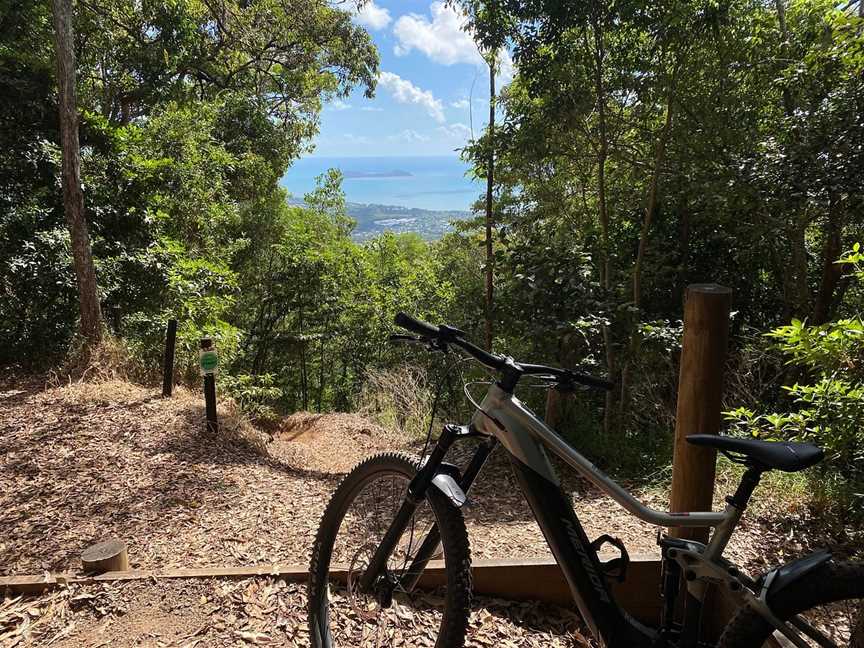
[0,379,593,646]
[269,411,400,474]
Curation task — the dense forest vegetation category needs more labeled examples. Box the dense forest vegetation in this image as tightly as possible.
[1,1,862,508]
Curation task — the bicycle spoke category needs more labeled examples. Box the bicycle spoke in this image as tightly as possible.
[324,470,447,646]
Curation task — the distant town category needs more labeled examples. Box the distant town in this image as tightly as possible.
[289,197,472,240]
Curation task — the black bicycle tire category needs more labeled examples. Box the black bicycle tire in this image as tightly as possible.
[308,451,472,648]
[718,560,864,647]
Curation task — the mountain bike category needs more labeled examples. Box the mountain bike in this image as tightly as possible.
[308,312,864,647]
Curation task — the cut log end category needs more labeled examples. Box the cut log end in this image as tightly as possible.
[81,539,129,574]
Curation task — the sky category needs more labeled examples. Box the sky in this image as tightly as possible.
[312,0,511,158]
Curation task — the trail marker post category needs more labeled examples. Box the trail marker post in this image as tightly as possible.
[669,284,732,543]
[162,319,177,397]
[200,338,218,435]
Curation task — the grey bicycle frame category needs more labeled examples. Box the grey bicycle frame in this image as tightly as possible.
[470,383,835,648]
[472,383,732,530]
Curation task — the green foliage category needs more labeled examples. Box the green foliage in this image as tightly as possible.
[726,247,864,510]
[2,0,863,525]
[220,373,283,425]
[0,0,377,365]
[228,169,465,415]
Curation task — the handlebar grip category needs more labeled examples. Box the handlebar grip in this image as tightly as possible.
[394,312,440,338]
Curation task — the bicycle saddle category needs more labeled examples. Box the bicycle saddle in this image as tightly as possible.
[686,434,823,472]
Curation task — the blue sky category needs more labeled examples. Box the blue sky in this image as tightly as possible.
[311,1,511,158]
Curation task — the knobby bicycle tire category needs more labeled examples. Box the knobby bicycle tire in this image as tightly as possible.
[308,452,472,648]
[718,560,864,647]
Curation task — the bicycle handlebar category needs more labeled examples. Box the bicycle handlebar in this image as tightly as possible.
[393,312,613,391]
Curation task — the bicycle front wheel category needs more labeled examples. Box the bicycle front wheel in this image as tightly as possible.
[719,560,864,647]
[308,452,472,648]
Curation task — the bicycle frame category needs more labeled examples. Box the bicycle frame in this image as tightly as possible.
[359,381,835,648]
[471,383,735,646]
[471,383,842,648]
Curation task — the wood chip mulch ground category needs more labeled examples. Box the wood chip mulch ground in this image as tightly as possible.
[1,377,860,646]
[1,577,592,647]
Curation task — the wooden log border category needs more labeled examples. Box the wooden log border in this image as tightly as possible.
[2,555,756,642]
[0,556,658,615]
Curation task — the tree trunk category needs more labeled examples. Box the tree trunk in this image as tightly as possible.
[484,56,496,352]
[53,0,102,345]
[812,207,844,325]
[299,303,308,411]
[544,387,565,430]
[317,314,330,412]
[675,201,691,302]
[621,63,679,420]
[590,18,617,435]
[788,214,811,318]
[774,0,795,117]
[633,63,678,309]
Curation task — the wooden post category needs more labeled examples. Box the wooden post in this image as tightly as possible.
[200,338,218,435]
[670,284,732,542]
[483,53,495,351]
[162,319,177,397]
[544,388,561,429]
[81,539,128,574]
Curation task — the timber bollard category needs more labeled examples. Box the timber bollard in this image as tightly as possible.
[162,319,177,397]
[669,284,732,543]
[200,338,218,435]
[81,539,129,574]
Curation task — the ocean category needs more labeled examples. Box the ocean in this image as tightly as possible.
[280,156,481,212]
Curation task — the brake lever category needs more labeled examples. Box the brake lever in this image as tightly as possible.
[389,334,423,343]
[428,338,450,354]
[389,333,449,354]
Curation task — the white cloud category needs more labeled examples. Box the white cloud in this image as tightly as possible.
[393,2,513,83]
[450,99,470,109]
[437,122,472,139]
[360,106,384,112]
[329,99,352,111]
[377,71,445,123]
[344,133,371,144]
[352,0,391,30]
[388,129,431,143]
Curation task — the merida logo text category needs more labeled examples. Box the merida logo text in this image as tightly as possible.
[562,518,610,603]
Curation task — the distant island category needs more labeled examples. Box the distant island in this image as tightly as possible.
[342,169,413,179]
[287,197,470,240]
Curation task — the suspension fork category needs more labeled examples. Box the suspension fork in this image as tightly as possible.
[357,426,494,593]
[399,435,497,591]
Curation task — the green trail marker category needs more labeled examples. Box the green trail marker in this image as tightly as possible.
[200,338,218,435]
[200,347,218,375]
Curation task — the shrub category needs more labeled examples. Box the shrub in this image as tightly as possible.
[358,365,436,440]
[219,373,283,426]
[725,246,864,511]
